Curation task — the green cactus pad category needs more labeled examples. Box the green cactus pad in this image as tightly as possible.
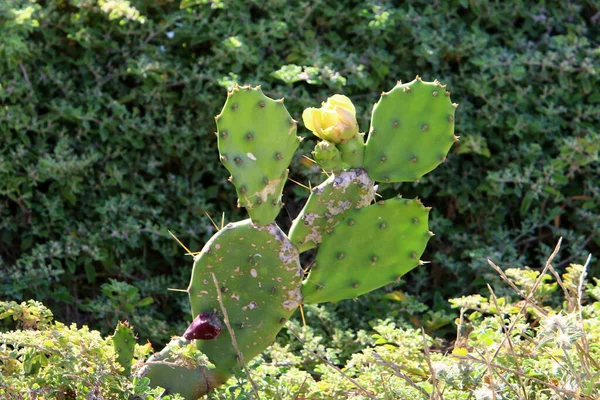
[337,134,365,169]
[137,337,217,400]
[364,77,457,182]
[288,169,376,253]
[302,196,431,304]
[188,219,302,383]
[112,321,135,376]
[216,85,300,225]
[312,140,344,172]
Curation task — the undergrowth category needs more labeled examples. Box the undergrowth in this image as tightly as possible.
[1,243,598,399]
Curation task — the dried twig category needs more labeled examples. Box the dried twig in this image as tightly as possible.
[489,238,562,363]
[455,354,596,400]
[488,286,527,400]
[211,272,261,399]
[371,352,430,398]
[421,329,441,400]
[288,328,375,399]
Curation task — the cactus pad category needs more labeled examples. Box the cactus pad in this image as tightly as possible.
[112,321,135,376]
[187,219,302,383]
[216,85,300,225]
[302,196,431,304]
[289,169,376,253]
[337,134,365,169]
[364,77,457,182]
[312,140,344,172]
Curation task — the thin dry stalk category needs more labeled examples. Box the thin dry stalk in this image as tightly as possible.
[288,329,375,399]
[211,272,261,399]
[455,354,596,400]
[487,259,548,316]
[489,238,562,364]
[421,329,441,400]
[575,255,595,375]
[488,285,527,400]
[546,263,575,312]
[371,352,430,398]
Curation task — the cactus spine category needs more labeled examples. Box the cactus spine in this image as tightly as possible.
[138,78,457,399]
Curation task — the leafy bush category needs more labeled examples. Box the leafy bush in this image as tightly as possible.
[207,258,600,399]
[3,254,596,399]
[1,0,598,347]
[0,300,182,399]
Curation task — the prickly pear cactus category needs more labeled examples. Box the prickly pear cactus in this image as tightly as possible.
[140,77,458,399]
[302,196,432,304]
[216,85,300,225]
[288,169,376,252]
[112,321,135,375]
[363,77,458,182]
[187,219,302,385]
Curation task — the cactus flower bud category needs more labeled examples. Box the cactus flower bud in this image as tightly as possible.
[302,95,358,143]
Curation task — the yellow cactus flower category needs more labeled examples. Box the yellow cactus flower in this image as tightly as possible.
[302,95,358,143]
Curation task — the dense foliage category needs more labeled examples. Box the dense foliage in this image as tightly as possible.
[2,261,598,398]
[1,0,598,374]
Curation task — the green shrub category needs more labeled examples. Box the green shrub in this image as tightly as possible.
[3,257,597,399]
[1,0,598,345]
[0,300,183,399]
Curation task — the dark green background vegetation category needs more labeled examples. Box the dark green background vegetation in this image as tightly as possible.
[1,0,598,345]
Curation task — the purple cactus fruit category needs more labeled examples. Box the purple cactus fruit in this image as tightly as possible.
[184,312,223,340]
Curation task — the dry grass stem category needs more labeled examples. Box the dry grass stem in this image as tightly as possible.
[288,328,375,399]
[211,272,261,399]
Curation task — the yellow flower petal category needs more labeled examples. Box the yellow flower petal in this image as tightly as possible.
[326,94,355,114]
[302,108,317,132]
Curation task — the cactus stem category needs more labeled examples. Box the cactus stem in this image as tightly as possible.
[432,90,439,97]
[448,115,454,122]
